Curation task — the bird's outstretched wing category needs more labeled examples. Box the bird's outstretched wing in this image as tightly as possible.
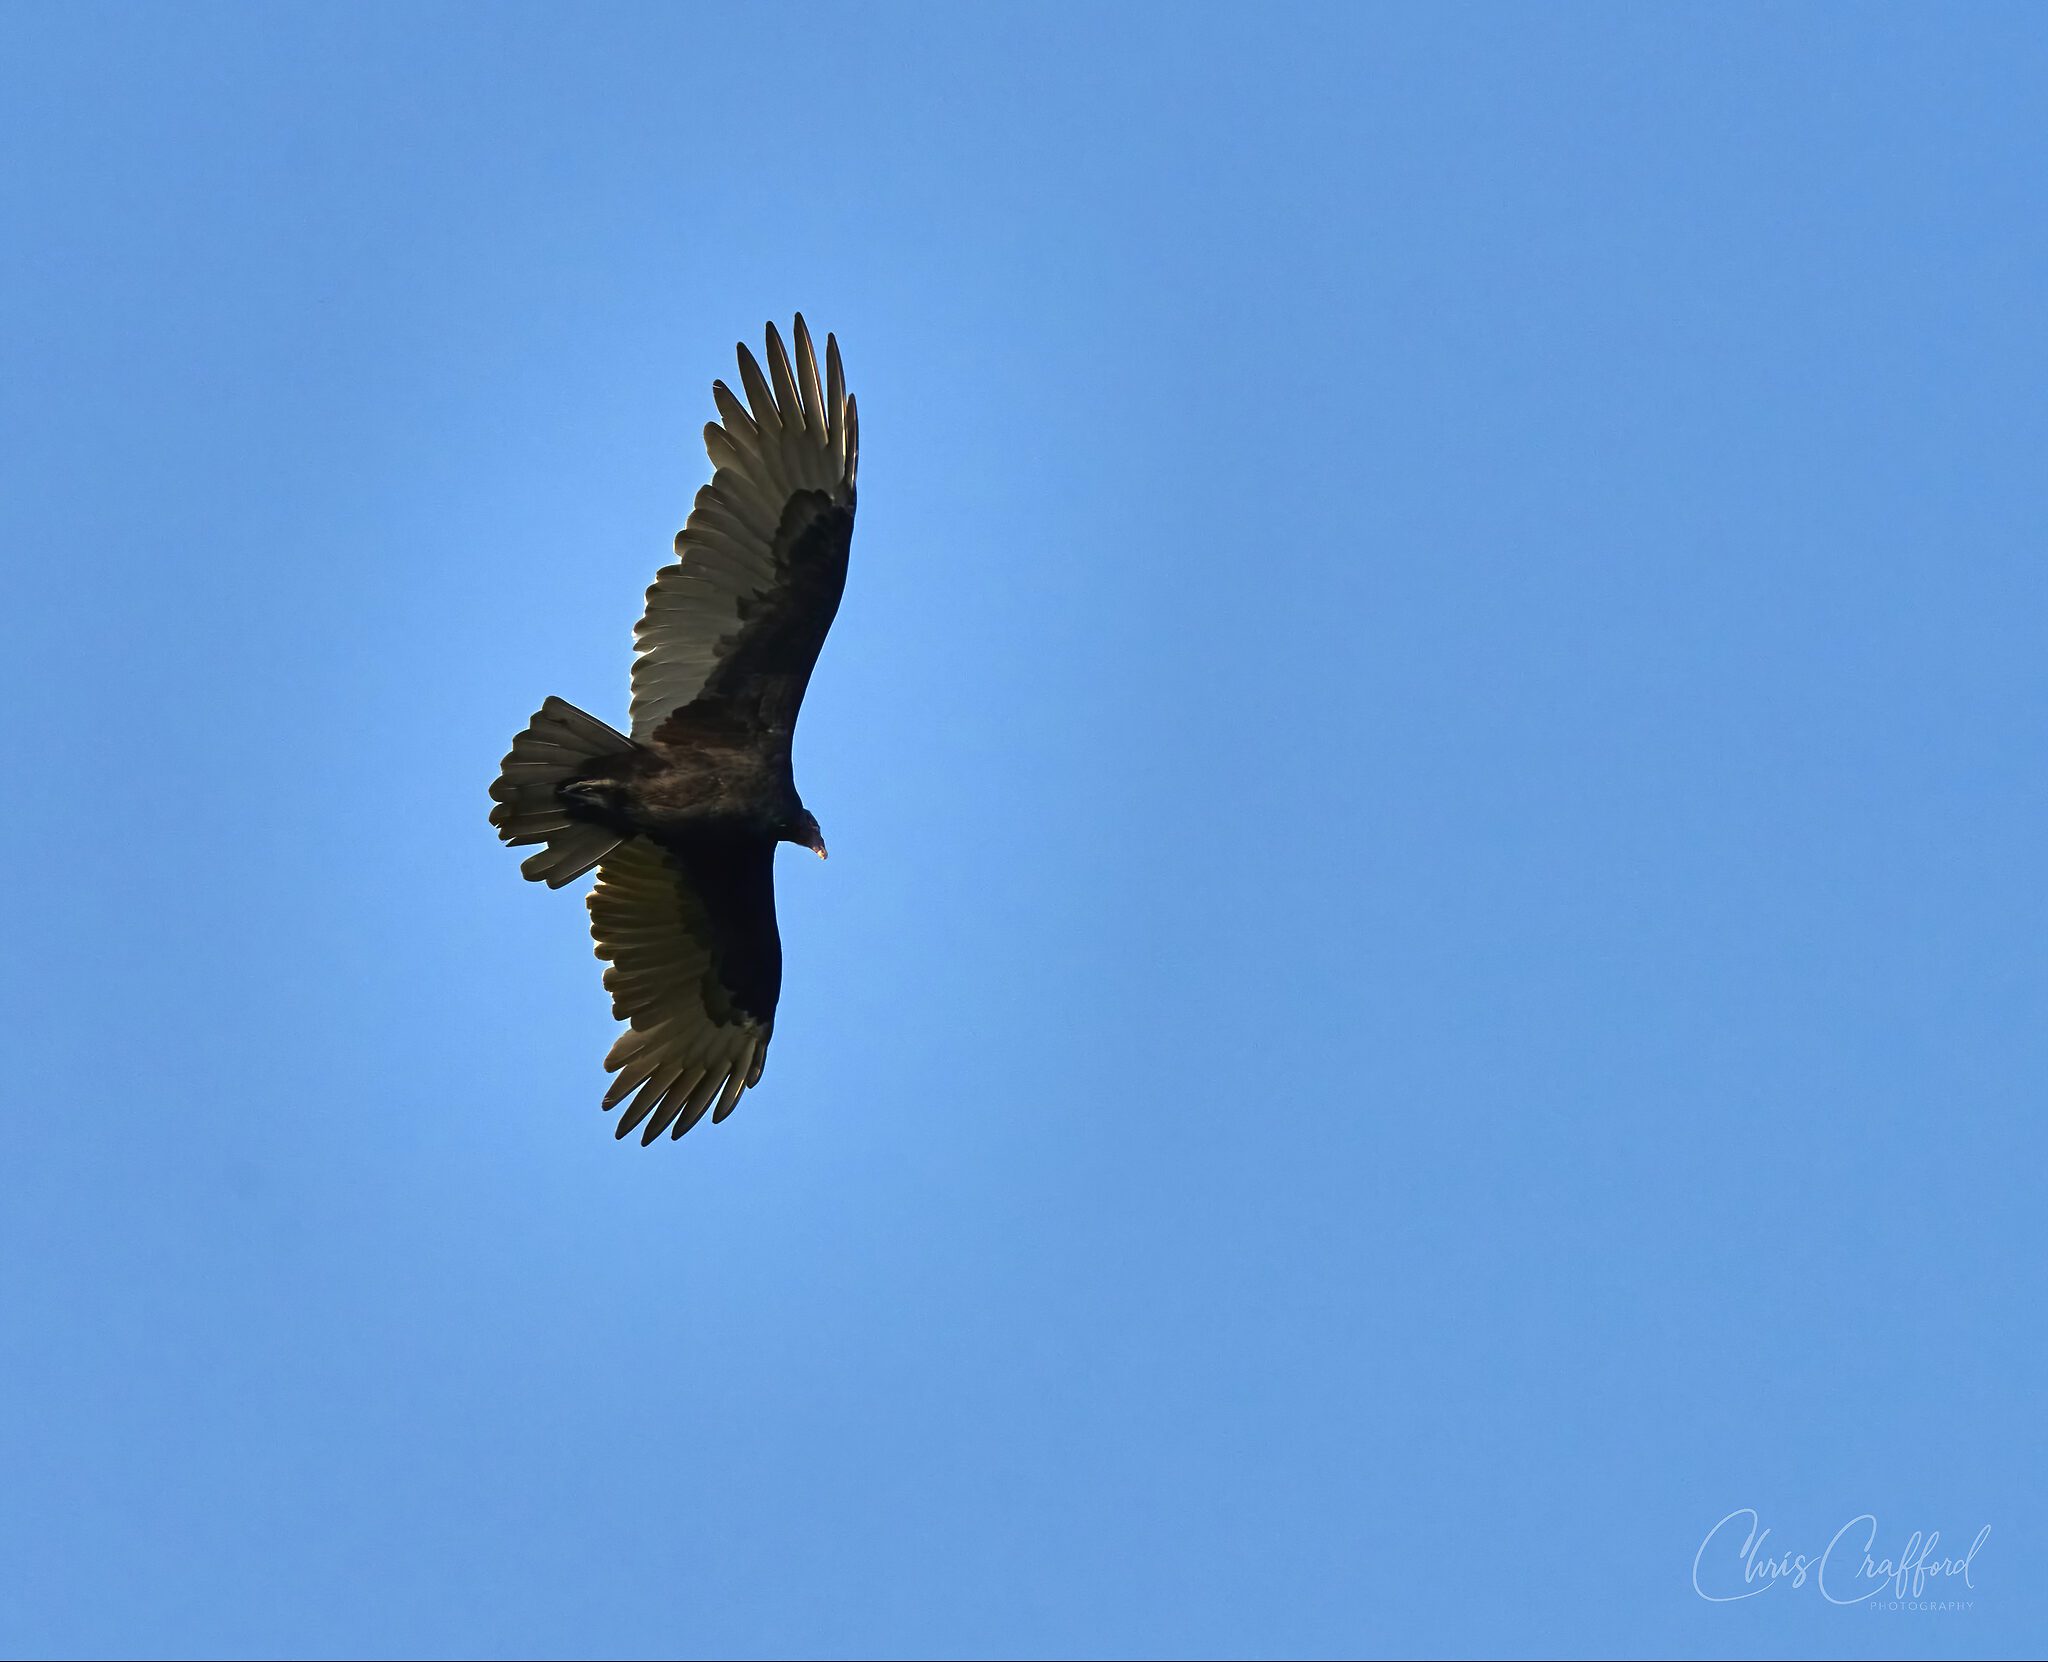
[630,316,858,741]
[587,839,779,1143]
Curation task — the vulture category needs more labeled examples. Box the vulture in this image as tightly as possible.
[490,317,857,1144]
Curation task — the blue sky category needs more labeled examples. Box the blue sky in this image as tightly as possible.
[2,4,2043,1657]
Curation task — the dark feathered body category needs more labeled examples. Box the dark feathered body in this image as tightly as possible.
[564,716,803,843]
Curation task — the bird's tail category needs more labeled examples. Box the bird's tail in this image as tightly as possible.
[489,697,637,888]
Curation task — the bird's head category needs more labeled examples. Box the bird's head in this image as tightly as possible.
[786,809,828,861]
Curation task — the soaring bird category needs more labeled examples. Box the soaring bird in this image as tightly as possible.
[490,317,857,1144]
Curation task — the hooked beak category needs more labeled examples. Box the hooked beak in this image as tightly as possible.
[809,832,829,861]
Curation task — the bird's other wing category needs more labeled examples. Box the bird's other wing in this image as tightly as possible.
[587,839,779,1144]
[630,316,858,741]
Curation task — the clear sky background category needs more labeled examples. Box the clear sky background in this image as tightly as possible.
[2,5,2043,1659]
